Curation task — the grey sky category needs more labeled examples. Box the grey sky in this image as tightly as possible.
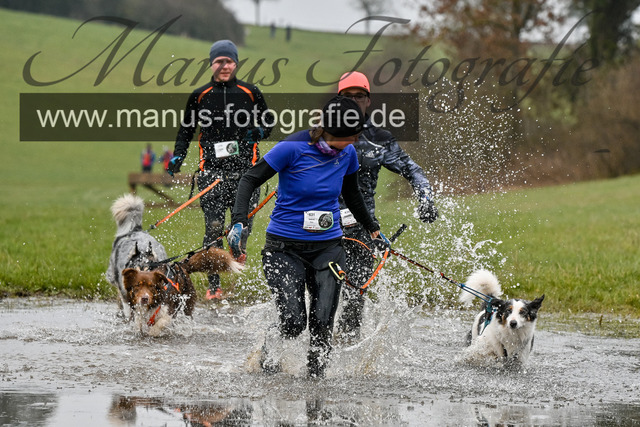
[224,0,640,43]
[223,0,416,33]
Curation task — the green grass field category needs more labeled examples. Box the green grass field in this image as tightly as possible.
[1,9,639,325]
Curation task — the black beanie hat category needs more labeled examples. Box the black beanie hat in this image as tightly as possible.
[209,40,239,65]
[321,95,365,137]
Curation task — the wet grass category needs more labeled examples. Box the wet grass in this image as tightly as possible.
[465,176,640,316]
[1,10,639,329]
[374,175,640,316]
[540,312,640,339]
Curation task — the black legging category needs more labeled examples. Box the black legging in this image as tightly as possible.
[198,171,259,287]
[262,235,345,366]
[337,224,375,335]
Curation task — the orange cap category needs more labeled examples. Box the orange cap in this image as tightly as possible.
[338,71,370,94]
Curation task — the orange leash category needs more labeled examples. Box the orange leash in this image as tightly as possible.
[249,189,276,219]
[343,224,406,295]
[358,248,390,295]
[342,237,377,258]
[147,188,277,269]
[212,189,277,244]
[149,178,222,231]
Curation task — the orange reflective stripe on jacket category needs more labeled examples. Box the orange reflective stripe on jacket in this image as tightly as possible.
[198,132,205,171]
[236,84,255,102]
[197,86,214,104]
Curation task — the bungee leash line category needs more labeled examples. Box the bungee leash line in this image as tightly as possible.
[340,224,493,304]
[148,178,222,231]
[145,189,277,269]
[331,224,408,295]
[386,247,494,304]
[358,249,389,295]
[380,241,497,331]
[357,224,407,295]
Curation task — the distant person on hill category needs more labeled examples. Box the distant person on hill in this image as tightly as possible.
[160,146,173,172]
[285,25,291,42]
[334,71,438,343]
[141,143,156,173]
[167,39,274,301]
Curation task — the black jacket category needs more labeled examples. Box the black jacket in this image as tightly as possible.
[340,117,433,219]
[174,77,273,173]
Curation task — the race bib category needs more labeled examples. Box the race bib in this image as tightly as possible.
[214,141,239,158]
[303,210,334,232]
[340,208,358,227]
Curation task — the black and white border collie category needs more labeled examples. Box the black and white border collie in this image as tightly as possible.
[459,270,545,368]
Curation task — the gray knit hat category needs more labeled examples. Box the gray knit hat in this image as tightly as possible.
[209,40,238,65]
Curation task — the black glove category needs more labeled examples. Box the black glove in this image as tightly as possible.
[242,127,265,142]
[167,155,184,176]
[417,196,438,223]
[371,232,391,251]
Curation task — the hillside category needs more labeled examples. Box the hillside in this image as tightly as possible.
[1,9,639,320]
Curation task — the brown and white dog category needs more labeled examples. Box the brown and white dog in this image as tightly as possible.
[122,247,243,336]
[106,194,168,319]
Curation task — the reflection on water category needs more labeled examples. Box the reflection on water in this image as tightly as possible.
[0,298,639,426]
[0,392,57,426]
[107,395,252,425]
[1,391,639,426]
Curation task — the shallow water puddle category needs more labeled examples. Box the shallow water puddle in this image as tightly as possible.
[2,391,639,426]
[1,298,638,426]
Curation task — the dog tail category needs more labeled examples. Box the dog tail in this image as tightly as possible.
[111,194,144,235]
[183,247,244,275]
[459,269,502,305]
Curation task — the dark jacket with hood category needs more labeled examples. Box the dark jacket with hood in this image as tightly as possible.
[340,117,433,220]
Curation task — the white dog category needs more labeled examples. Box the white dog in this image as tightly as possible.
[459,270,544,368]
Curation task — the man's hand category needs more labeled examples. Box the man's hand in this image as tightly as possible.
[167,155,184,176]
[417,196,438,223]
[242,127,265,142]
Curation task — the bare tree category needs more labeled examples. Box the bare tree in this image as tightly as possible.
[251,0,279,26]
[570,0,640,63]
[414,0,563,57]
[353,0,388,34]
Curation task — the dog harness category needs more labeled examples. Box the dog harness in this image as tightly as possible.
[146,267,182,327]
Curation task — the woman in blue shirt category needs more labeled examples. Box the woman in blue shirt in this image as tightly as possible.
[229,96,380,378]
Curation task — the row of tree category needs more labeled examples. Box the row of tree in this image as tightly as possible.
[2,0,245,45]
[399,0,640,191]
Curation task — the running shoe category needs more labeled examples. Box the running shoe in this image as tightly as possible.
[205,287,224,300]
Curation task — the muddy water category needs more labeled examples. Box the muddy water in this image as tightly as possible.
[1,297,638,426]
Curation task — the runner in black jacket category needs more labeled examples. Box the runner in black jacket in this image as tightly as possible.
[335,72,438,341]
[168,40,274,300]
